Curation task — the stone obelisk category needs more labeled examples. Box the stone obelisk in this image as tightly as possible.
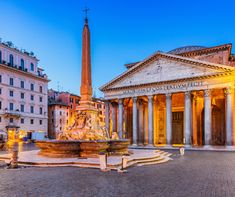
[77,13,99,130]
[80,16,92,104]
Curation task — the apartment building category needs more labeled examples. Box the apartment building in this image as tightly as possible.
[0,40,49,141]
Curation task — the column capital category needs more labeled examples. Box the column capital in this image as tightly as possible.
[133,97,138,103]
[185,91,191,99]
[224,87,233,96]
[166,93,172,99]
[118,99,123,105]
[148,95,153,101]
[204,89,211,97]
[104,101,110,106]
[111,102,118,107]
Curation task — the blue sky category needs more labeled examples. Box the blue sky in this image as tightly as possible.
[0,0,235,97]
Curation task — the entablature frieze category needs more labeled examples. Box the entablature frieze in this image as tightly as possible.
[103,78,235,100]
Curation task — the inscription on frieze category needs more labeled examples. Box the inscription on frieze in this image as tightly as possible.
[123,81,204,95]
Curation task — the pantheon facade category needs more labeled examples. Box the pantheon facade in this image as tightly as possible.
[100,44,235,147]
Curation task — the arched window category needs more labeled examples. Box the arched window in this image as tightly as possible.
[30,63,34,71]
[9,54,14,66]
[0,50,2,63]
[20,59,24,69]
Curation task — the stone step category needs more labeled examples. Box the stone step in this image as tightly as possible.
[129,155,161,163]
[137,158,170,166]
[134,157,165,165]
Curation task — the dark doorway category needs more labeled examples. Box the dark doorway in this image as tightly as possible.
[172,111,184,144]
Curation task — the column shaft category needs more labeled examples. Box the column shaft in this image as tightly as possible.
[204,90,212,145]
[138,101,144,144]
[118,99,123,139]
[184,92,191,145]
[104,101,110,138]
[148,96,153,145]
[192,94,198,146]
[225,87,234,145]
[111,103,117,133]
[166,94,172,145]
[132,97,138,145]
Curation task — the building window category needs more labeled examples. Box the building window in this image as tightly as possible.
[20,81,24,88]
[9,103,14,111]
[20,59,24,69]
[0,88,2,95]
[60,111,62,116]
[21,118,24,124]
[0,75,2,83]
[9,78,14,86]
[21,92,25,99]
[30,119,34,124]
[52,111,54,116]
[20,104,24,112]
[30,63,34,71]
[0,116,1,123]
[39,96,43,102]
[39,120,42,125]
[0,101,2,110]
[0,50,2,64]
[10,118,13,123]
[40,107,43,115]
[9,54,14,66]
[9,90,14,97]
[60,119,62,123]
[30,83,34,91]
[39,86,43,93]
[31,95,34,101]
[30,106,34,113]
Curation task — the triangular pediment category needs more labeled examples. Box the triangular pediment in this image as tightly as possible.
[100,52,234,91]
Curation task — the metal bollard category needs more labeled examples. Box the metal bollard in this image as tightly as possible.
[11,150,18,169]
[99,152,109,172]
[179,147,185,156]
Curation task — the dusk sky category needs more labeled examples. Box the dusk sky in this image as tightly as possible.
[1,0,235,97]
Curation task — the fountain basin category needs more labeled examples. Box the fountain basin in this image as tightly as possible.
[36,140,81,158]
[108,139,130,155]
[79,140,110,158]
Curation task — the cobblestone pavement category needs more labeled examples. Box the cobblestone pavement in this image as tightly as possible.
[0,150,235,197]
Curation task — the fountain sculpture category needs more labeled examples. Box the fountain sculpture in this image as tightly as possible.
[36,15,130,158]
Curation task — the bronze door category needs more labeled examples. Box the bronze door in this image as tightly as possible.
[172,112,184,144]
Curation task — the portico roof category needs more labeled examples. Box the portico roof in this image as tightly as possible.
[100,52,235,92]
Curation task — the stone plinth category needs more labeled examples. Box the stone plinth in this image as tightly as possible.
[108,139,130,155]
[36,140,81,158]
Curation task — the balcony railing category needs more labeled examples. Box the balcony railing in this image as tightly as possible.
[0,61,47,79]
[4,109,21,117]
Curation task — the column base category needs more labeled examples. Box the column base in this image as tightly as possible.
[145,144,154,148]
